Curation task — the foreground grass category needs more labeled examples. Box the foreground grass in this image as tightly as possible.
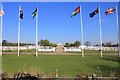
[2,54,118,77]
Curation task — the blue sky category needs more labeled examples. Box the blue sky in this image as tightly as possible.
[0,0,119,2]
[1,2,118,45]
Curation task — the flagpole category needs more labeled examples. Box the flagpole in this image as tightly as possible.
[0,5,3,56]
[98,6,103,58]
[116,5,119,57]
[36,5,38,57]
[80,5,84,57]
[18,5,20,56]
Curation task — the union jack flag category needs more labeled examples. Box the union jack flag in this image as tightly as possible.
[105,8,116,15]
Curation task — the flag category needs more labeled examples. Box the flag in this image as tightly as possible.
[71,6,80,17]
[105,8,116,15]
[20,7,23,19]
[0,10,4,16]
[89,7,99,18]
[32,6,38,18]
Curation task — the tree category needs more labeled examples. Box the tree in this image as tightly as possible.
[64,41,81,47]
[112,43,118,47]
[2,40,8,46]
[2,40,34,46]
[74,41,80,48]
[70,43,75,47]
[38,39,42,46]
[95,44,99,46]
[84,41,90,46]
[64,42,70,47]
[105,41,112,47]
[49,43,57,47]
[38,39,50,46]
[102,43,105,47]
[38,39,57,47]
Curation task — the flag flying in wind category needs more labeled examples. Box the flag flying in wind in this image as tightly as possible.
[32,6,38,18]
[20,7,23,19]
[0,10,4,16]
[89,7,99,18]
[71,6,80,17]
[105,8,116,15]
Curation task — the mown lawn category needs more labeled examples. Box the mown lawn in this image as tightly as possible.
[2,49,118,53]
[2,53,118,77]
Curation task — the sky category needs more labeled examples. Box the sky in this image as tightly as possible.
[1,2,118,45]
[0,0,119,2]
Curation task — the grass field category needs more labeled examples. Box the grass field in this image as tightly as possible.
[2,53,118,77]
[2,49,118,53]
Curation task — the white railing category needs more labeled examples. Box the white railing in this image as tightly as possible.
[2,46,36,50]
[84,46,118,51]
[102,47,118,51]
[38,47,55,52]
[2,46,118,52]
[64,47,81,52]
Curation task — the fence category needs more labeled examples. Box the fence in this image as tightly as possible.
[84,46,118,51]
[38,47,55,52]
[2,46,36,50]
[64,47,81,52]
[2,46,118,52]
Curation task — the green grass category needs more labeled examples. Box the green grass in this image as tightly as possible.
[3,49,118,53]
[2,53,118,77]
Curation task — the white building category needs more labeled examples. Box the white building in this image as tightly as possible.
[57,43,63,47]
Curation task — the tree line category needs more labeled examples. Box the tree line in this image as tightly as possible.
[2,40,34,46]
[64,41,118,47]
[102,41,118,47]
[64,41,81,48]
[94,42,118,47]
[2,40,118,47]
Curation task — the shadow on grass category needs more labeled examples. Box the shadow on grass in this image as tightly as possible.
[30,52,36,57]
[102,56,118,63]
[86,64,118,77]
[98,65,118,77]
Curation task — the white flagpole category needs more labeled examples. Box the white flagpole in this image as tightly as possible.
[80,5,84,57]
[18,5,20,56]
[0,5,3,56]
[116,5,119,57]
[36,5,38,57]
[98,6,103,58]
